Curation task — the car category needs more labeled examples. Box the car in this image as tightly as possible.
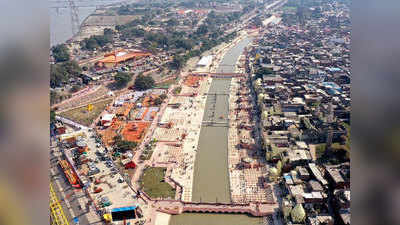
[87,168,100,176]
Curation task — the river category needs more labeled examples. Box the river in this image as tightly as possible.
[170,37,261,225]
[50,0,126,46]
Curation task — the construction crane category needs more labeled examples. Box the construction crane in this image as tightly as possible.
[50,183,70,225]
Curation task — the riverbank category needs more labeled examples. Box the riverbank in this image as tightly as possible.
[168,36,269,225]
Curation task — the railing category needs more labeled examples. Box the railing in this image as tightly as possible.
[50,183,70,225]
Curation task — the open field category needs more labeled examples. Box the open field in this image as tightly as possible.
[155,78,178,88]
[121,122,150,142]
[59,99,113,126]
[140,167,176,199]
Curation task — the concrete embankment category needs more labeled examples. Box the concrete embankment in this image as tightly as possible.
[169,36,262,225]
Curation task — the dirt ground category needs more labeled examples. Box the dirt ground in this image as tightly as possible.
[59,99,113,126]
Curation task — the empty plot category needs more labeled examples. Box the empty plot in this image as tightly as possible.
[59,99,113,126]
[121,122,150,142]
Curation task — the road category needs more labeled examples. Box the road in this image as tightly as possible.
[50,141,96,225]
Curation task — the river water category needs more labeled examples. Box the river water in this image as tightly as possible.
[50,0,125,46]
[170,37,261,225]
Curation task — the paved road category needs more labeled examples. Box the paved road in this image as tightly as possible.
[50,141,102,225]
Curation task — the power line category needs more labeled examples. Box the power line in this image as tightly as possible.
[67,0,80,36]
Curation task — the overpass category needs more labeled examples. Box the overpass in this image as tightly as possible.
[202,121,229,127]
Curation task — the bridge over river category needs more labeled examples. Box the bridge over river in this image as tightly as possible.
[169,36,267,225]
[190,72,247,78]
[156,200,278,217]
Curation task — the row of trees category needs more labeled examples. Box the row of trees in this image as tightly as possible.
[50,60,82,88]
[80,28,114,50]
[134,74,155,90]
[112,72,156,91]
[114,72,132,88]
[113,135,137,152]
[51,44,70,62]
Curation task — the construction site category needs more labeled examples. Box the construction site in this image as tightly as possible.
[96,89,165,147]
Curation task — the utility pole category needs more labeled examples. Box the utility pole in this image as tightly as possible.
[67,0,80,36]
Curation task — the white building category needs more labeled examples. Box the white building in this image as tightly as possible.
[195,55,213,72]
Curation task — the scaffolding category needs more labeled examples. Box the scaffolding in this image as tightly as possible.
[50,183,70,225]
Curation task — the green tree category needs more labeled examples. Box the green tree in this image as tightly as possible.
[276,160,282,175]
[114,72,132,88]
[50,110,56,123]
[166,18,179,27]
[196,24,208,35]
[70,85,81,93]
[134,74,155,91]
[50,64,68,88]
[252,16,263,27]
[154,97,163,106]
[114,135,138,152]
[170,55,185,70]
[50,60,81,88]
[50,90,58,105]
[173,86,182,94]
[51,44,70,62]
[255,67,273,79]
[291,204,306,223]
[159,94,167,100]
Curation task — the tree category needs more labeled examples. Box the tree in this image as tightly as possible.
[159,94,167,100]
[276,160,282,175]
[255,67,273,79]
[173,86,182,94]
[50,60,81,88]
[196,24,208,35]
[282,204,292,222]
[70,85,81,93]
[170,55,185,70]
[252,16,263,27]
[269,167,278,181]
[114,72,132,88]
[154,97,162,106]
[50,90,58,105]
[134,74,155,91]
[104,28,114,36]
[291,204,306,223]
[50,110,56,123]
[51,44,70,62]
[113,134,137,152]
[166,18,179,27]
[63,60,82,76]
[50,64,68,88]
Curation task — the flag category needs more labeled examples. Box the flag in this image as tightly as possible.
[87,104,93,112]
